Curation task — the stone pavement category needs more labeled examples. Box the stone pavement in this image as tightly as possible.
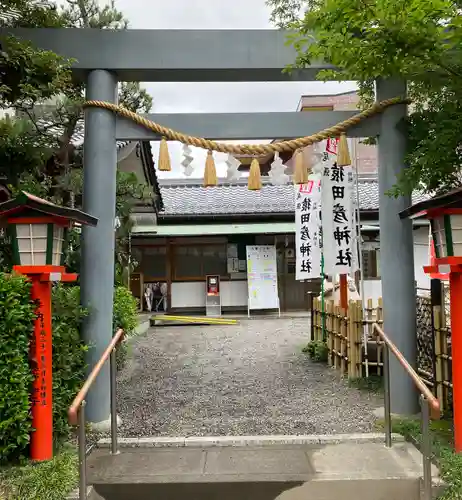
[115,318,382,437]
[88,436,437,500]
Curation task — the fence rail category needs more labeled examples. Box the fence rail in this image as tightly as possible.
[311,296,453,413]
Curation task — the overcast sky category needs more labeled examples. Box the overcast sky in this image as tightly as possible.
[109,0,357,178]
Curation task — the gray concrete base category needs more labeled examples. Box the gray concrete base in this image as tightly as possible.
[97,433,405,449]
[66,485,94,500]
[88,434,441,500]
[89,415,122,433]
[134,318,150,337]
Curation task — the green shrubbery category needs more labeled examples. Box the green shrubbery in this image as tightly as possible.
[51,285,88,440]
[302,340,329,363]
[0,274,36,463]
[0,273,139,464]
[112,285,139,370]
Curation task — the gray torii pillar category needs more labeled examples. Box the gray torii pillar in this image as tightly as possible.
[81,70,118,423]
[376,78,419,415]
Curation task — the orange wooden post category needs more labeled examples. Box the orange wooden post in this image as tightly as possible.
[339,274,348,311]
[14,265,78,461]
[29,273,53,461]
[450,272,462,452]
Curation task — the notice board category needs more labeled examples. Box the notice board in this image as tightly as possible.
[246,245,280,314]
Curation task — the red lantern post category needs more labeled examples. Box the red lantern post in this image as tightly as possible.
[0,192,97,461]
[401,189,462,452]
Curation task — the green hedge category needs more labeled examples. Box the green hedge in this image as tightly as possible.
[112,286,139,370]
[51,286,88,440]
[0,274,36,463]
[0,276,139,464]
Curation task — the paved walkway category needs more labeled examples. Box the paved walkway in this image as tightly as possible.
[116,318,382,437]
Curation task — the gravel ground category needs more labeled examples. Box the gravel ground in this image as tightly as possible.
[116,318,382,437]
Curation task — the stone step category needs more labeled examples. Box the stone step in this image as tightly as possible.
[86,434,441,500]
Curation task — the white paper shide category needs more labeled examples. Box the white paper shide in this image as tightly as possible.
[295,181,322,280]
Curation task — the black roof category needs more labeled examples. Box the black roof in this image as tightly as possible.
[400,187,462,219]
[0,191,98,226]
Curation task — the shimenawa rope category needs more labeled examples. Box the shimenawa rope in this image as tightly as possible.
[82,97,408,155]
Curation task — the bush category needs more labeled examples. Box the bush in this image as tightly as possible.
[0,282,139,462]
[112,286,139,370]
[51,285,138,436]
[302,340,329,362]
[0,273,35,464]
[51,285,88,440]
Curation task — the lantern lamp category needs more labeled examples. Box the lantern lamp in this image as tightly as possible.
[0,191,97,462]
[0,192,96,268]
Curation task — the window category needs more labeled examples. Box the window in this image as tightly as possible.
[174,244,227,279]
[361,249,381,279]
[136,246,167,279]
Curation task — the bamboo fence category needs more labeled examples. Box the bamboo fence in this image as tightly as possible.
[311,298,453,413]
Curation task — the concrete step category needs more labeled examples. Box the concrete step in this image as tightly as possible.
[86,434,441,500]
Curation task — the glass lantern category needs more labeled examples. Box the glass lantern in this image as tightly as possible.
[12,222,67,266]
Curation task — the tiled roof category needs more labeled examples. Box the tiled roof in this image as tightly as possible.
[159,178,429,216]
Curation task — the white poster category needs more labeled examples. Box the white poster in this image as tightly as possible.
[322,163,355,274]
[295,181,322,280]
[246,245,280,311]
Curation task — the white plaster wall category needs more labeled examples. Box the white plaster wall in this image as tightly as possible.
[360,227,430,304]
[362,280,382,304]
[413,226,430,290]
[171,281,248,308]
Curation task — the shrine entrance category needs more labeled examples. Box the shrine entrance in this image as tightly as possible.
[1,27,418,421]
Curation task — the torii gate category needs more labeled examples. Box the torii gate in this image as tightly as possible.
[1,28,418,423]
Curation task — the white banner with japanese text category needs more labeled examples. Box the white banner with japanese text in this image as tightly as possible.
[321,163,356,275]
[295,181,322,280]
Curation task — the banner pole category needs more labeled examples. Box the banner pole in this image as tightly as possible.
[321,253,326,341]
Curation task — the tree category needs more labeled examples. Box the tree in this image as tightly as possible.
[0,0,153,274]
[266,0,462,195]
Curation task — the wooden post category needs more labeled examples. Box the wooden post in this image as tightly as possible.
[166,239,173,313]
[434,305,444,412]
[376,298,383,376]
[356,301,364,378]
[339,274,348,311]
[340,307,347,373]
[327,300,333,366]
[348,301,356,378]
[449,272,462,452]
[334,305,340,370]
[315,299,321,342]
[312,298,318,341]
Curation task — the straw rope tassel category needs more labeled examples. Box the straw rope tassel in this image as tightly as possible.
[158,137,171,171]
[337,133,351,167]
[203,150,218,187]
[248,158,262,190]
[293,149,308,185]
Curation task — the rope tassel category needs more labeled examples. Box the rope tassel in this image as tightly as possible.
[203,150,217,187]
[158,137,171,171]
[248,158,262,190]
[337,133,351,167]
[293,149,308,185]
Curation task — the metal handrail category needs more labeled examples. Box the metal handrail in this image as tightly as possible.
[373,323,438,500]
[68,328,124,500]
